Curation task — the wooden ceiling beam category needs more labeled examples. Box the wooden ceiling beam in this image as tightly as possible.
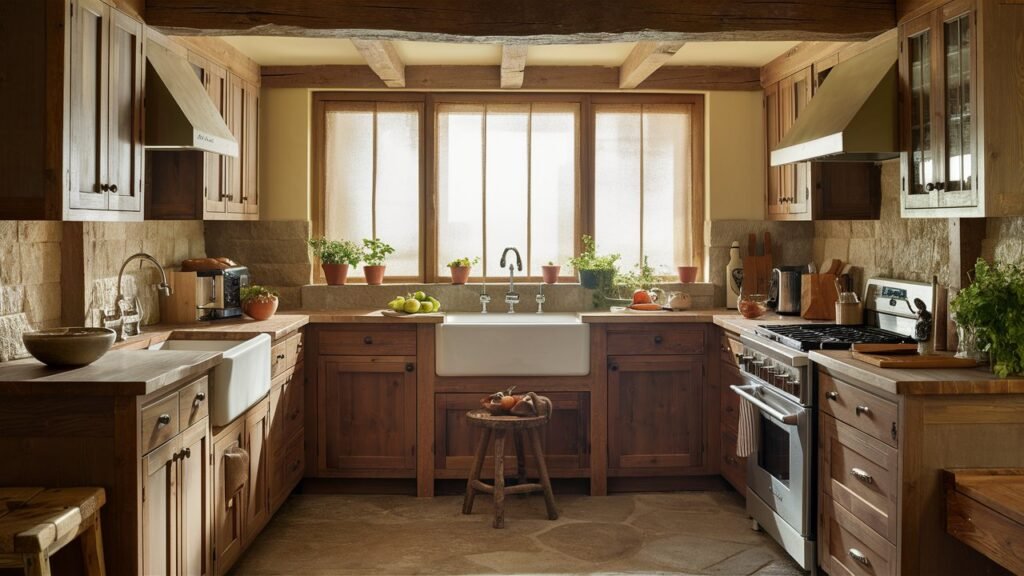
[350,39,406,87]
[261,64,761,91]
[145,0,896,42]
[619,41,685,89]
[500,45,529,89]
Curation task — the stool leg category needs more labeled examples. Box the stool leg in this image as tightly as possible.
[492,429,506,529]
[23,552,51,576]
[80,516,106,576]
[513,430,527,488]
[528,428,558,520]
[463,428,492,515]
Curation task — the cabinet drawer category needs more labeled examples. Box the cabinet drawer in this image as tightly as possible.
[283,432,304,489]
[719,333,742,367]
[819,370,898,447]
[822,415,898,543]
[317,326,417,356]
[178,376,209,429]
[271,332,302,377]
[824,499,896,576]
[142,394,180,454]
[607,325,704,355]
[721,381,741,434]
[283,368,305,441]
[720,430,747,493]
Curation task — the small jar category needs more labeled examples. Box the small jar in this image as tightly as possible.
[738,292,769,319]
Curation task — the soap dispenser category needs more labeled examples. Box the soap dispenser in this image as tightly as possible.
[726,241,743,309]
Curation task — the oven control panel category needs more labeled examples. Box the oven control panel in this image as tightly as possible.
[738,334,810,405]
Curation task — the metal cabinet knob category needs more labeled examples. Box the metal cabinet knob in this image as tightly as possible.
[855,404,872,416]
[926,182,936,192]
[182,447,191,459]
[157,414,172,426]
[109,184,118,193]
[405,363,415,372]
[851,467,874,484]
[364,336,373,345]
[276,353,286,360]
[653,335,663,344]
[610,364,619,372]
[825,391,839,401]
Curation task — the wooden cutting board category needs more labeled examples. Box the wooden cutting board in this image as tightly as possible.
[742,232,773,296]
[850,343,919,355]
[851,351,979,369]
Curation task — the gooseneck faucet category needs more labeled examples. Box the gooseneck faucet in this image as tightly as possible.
[500,247,523,313]
[104,252,173,340]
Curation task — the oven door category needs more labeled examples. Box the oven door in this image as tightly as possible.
[731,377,811,536]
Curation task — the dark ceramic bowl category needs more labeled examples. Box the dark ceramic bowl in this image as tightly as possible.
[22,327,116,368]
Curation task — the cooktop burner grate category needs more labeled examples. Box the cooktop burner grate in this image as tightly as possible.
[755,324,916,352]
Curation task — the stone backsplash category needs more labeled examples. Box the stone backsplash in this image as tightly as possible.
[705,219,815,306]
[0,222,63,329]
[204,220,312,309]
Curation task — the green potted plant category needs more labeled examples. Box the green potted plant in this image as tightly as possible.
[240,285,279,321]
[447,256,479,285]
[541,261,561,284]
[950,258,1024,377]
[308,237,361,285]
[361,238,395,285]
[568,235,620,289]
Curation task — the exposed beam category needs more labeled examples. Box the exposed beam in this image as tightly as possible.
[619,41,685,89]
[261,64,761,91]
[350,39,406,87]
[145,0,896,42]
[500,45,529,89]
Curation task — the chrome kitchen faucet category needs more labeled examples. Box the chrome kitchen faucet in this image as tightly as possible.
[500,246,523,313]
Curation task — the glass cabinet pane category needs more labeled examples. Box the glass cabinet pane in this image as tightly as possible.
[944,14,972,195]
[908,30,933,197]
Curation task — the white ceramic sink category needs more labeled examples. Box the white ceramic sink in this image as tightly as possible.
[149,334,271,426]
[436,313,590,376]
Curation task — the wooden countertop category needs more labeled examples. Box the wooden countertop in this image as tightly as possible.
[810,349,1024,396]
[713,313,830,335]
[0,350,222,396]
[581,310,720,323]
[113,314,310,349]
[297,309,445,324]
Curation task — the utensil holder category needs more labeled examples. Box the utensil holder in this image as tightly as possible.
[801,273,838,320]
[835,301,863,325]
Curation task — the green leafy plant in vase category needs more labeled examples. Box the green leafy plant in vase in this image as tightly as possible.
[362,238,395,285]
[568,235,620,290]
[308,237,361,285]
[240,285,279,321]
[950,258,1024,377]
[447,256,479,285]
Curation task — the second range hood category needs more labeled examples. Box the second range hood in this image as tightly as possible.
[145,40,238,156]
[771,37,898,166]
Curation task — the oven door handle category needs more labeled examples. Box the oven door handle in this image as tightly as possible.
[730,384,801,426]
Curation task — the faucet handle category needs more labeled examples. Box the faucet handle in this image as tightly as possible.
[479,293,491,314]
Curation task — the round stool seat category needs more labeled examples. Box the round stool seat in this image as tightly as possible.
[461,409,558,528]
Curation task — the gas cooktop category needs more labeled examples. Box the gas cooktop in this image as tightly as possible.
[755,324,916,352]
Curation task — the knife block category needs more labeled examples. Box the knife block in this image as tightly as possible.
[801,274,838,320]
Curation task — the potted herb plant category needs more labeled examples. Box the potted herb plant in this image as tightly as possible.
[308,237,361,285]
[361,238,395,285]
[542,261,561,284]
[447,256,479,285]
[240,285,279,321]
[950,258,1024,377]
[568,235,620,289]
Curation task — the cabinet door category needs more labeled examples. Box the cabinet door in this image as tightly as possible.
[243,80,260,216]
[607,356,705,473]
[212,420,244,575]
[937,0,977,209]
[196,57,227,215]
[317,357,417,475]
[224,73,246,214]
[68,0,109,211]
[434,392,590,477]
[764,82,786,217]
[106,8,143,212]
[179,422,211,576]
[244,399,270,544]
[786,69,813,216]
[900,11,940,210]
[142,437,179,576]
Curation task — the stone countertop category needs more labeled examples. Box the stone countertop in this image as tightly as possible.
[713,312,829,335]
[0,349,222,397]
[581,310,721,323]
[810,350,1024,396]
[113,314,310,349]
[298,309,445,324]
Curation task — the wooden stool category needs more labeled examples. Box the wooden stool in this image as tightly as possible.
[462,409,558,528]
[0,487,106,576]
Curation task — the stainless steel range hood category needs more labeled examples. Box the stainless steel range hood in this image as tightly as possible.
[770,37,897,166]
[145,40,238,156]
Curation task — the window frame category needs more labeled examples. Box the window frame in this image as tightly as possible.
[312,91,704,284]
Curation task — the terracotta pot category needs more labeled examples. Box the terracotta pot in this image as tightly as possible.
[322,263,350,286]
[363,265,386,285]
[677,266,699,283]
[243,297,279,321]
[450,266,471,285]
[541,265,561,284]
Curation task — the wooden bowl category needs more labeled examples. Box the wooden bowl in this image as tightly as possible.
[22,327,116,368]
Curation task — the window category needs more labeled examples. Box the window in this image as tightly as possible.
[594,102,699,274]
[436,102,578,278]
[317,99,422,278]
[313,93,703,283]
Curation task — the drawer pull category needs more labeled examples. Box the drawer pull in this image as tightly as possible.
[825,391,839,401]
[157,414,172,426]
[848,548,871,566]
[654,335,663,344]
[855,404,872,416]
[181,447,191,459]
[364,336,373,345]
[276,353,286,360]
[851,467,874,484]
[194,392,206,406]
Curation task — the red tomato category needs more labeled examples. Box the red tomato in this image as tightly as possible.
[632,289,653,305]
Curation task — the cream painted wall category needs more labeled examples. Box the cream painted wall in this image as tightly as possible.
[259,88,310,221]
[257,88,768,223]
[705,90,766,221]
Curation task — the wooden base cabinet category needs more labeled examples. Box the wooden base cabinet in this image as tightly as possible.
[211,417,245,576]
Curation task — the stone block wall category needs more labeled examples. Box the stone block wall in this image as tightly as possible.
[204,220,311,309]
[0,222,63,329]
[983,217,1024,265]
[705,219,815,306]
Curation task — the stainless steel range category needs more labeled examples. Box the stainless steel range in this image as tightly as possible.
[729,278,933,572]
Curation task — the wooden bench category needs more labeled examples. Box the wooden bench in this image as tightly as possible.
[0,487,106,576]
[944,468,1024,574]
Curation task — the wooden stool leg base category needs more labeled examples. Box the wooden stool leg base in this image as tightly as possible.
[23,552,50,576]
[492,430,506,529]
[79,516,106,576]
[463,428,492,515]
[529,428,558,520]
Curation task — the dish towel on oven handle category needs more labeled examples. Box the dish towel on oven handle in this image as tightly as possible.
[736,396,759,458]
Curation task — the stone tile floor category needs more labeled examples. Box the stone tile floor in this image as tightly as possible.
[232,491,803,575]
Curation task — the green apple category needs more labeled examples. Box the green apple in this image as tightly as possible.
[413,291,427,301]
[403,299,421,314]
[428,297,441,311]
[419,301,434,313]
